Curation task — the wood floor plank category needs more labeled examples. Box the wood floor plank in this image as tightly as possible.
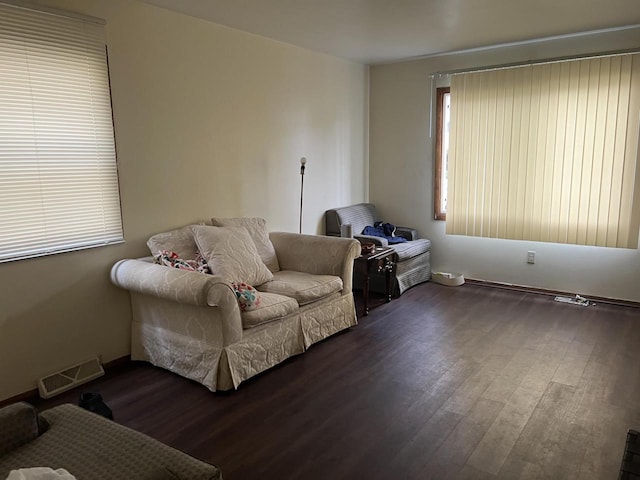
[518,339,571,393]
[498,457,542,479]
[423,398,505,478]
[577,403,637,479]
[29,283,640,480]
[551,352,591,387]
[509,382,578,464]
[468,382,545,475]
[388,406,463,478]
[481,346,538,402]
[442,353,511,415]
[456,464,497,479]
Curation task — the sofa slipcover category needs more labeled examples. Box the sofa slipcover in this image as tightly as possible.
[112,227,360,392]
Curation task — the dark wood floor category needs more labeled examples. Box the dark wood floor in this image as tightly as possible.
[35,283,640,479]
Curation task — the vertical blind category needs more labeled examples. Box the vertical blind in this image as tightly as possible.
[447,53,640,248]
[0,2,123,262]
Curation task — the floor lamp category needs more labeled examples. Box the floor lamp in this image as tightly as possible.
[299,157,306,234]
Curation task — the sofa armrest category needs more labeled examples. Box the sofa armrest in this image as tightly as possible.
[270,233,360,294]
[354,234,389,247]
[395,227,418,241]
[111,259,234,307]
[111,259,242,345]
[0,402,42,456]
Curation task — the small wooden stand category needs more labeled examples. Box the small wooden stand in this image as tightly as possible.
[353,247,396,316]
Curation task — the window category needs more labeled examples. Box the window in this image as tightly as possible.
[0,3,123,263]
[434,87,450,220]
[445,53,640,249]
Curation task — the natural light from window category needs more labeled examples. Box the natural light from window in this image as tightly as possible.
[441,92,450,215]
[435,54,640,249]
[0,3,123,263]
[434,87,450,220]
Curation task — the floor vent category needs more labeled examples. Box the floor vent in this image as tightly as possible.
[553,294,593,307]
[38,357,105,399]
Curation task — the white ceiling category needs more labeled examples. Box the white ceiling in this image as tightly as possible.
[143,0,640,64]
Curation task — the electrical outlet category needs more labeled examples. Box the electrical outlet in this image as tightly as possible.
[527,251,536,264]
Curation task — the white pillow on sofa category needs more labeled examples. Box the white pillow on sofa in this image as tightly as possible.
[210,217,280,272]
[192,225,273,286]
[147,225,199,259]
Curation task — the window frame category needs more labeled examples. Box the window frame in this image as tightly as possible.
[434,87,450,221]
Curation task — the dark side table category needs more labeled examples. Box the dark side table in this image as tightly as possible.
[353,246,396,316]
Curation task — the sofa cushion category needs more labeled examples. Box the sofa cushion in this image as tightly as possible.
[257,270,343,306]
[193,226,273,286]
[390,238,431,261]
[241,292,298,328]
[211,217,280,273]
[147,226,199,259]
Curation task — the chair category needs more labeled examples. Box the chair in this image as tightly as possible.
[325,203,431,296]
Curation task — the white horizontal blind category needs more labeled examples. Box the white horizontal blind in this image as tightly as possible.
[0,3,123,262]
[447,54,640,248]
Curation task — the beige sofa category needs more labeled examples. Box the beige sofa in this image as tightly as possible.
[0,402,221,479]
[111,219,361,392]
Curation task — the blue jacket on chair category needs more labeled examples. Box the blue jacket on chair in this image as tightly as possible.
[362,222,407,244]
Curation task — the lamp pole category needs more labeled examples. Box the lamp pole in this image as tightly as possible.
[299,157,306,234]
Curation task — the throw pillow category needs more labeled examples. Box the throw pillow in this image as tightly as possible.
[147,225,199,259]
[154,250,210,274]
[210,217,280,272]
[231,282,261,312]
[192,225,274,286]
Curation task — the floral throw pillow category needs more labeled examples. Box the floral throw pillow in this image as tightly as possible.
[154,251,260,310]
[154,250,210,274]
[231,282,261,312]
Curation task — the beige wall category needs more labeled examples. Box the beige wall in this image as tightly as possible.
[0,0,368,401]
[370,27,640,302]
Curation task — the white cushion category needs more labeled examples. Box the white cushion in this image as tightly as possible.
[192,225,273,286]
[147,225,199,259]
[257,270,343,305]
[6,468,76,480]
[241,292,298,328]
[211,217,280,272]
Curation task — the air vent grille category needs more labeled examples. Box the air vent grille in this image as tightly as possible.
[38,357,105,399]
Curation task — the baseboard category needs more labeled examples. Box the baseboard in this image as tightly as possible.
[102,355,131,370]
[464,278,640,309]
[0,355,131,408]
